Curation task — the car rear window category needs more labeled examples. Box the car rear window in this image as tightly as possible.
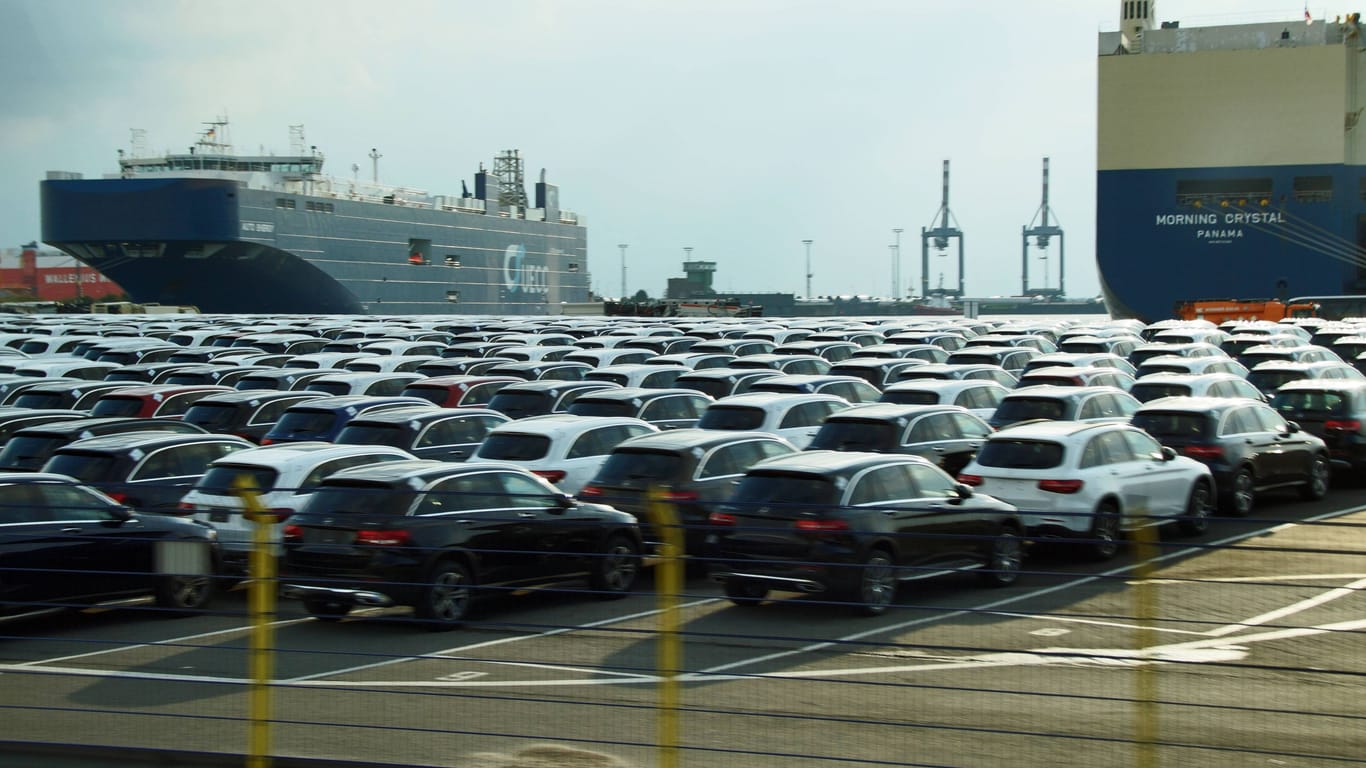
[567,400,634,418]
[1248,371,1304,393]
[880,390,938,406]
[592,449,684,487]
[0,435,66,470]
[43,452,120,483]
[696,405,766,430]
[675,377,729,399]
[994,397,1067,422]
[335,423,409,448]
[727,473,838,514]
[306,482,416,516]
[182,403,241,431]
[307,381,353,397]
[476,433,551,461]
[197,464,281,494]
[399,385,448,405]
[1129,382,1192,403]
[270,410,338,439]
[1131,411,1212,440]
[974,439,1065,469]
[487,391,554,417]
[807,420,897,451]
[89,397,144,418]
[1271,390,1350,417]
[12,392,66,409]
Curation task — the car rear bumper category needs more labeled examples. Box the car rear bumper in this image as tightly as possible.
[281,584,396,607]
[710,570,829,593]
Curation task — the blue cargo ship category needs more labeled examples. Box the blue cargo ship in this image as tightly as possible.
[1097,6,1366,322]
[40,122,589,315]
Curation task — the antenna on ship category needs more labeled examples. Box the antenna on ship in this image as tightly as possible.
[198,116,230,153]
[1021,156,1065,298]
[920,159,965,298]
[494,150,529,208]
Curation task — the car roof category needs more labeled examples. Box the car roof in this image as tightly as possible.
[282,394,433,411]
[57,431,250,452]
[343,406,507,426]
[744,450,933,475]
[711,391,848,408]
[11,416,209,437]
[613,428,789,452]
[210,441,416,467]
[1134,396,1256,413]
[989,420,1127,440]
[573,387,707,402]
[317,458,509,485]
[192,390,323,406]
[486,413,654,437]
[1002,384,1128,399]
[825,403,968,420]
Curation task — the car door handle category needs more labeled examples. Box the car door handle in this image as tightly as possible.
[61,527,83,534]
[517,512,537,518]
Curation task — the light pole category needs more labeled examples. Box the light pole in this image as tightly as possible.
[802,240,813,298]
[892,228,903,299]
[618,243,628,299]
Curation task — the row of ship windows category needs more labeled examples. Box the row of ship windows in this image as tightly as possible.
[276,198,334,213]
[128,160,321,173]
[1175,176,1348,206]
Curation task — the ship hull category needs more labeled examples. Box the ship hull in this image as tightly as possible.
[40,178,589,315]
[1097,164,1366,324]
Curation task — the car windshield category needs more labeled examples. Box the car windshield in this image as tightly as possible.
[476,433,551,461]
[335,423,409,448]
[43,452,120,483]
[306,483,417,516]
[182,403,240,431]
[880,390,938,406]
[196,464,280,494]
[0,435,66,470]
[727,473,838,516]
[807,420,897,451]
[1270,390,1349,417]
[270,410,337,439]
[592,450,684,487]
[89,397,143,418]
[974,439,1065,469]
[568,400,634,418]
[696,406,766,430]
[994,397,1067,422]
[1129,382,1192,402]
[1131,411,1212,440]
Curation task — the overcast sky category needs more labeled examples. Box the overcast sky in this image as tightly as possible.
[0,0,1315,301]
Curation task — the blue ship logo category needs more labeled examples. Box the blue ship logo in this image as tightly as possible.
[503,244,548,295]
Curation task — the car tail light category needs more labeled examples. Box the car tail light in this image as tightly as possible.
[533,469,567,483]
[661,489,700,503]
[958,473,983,486]
[282,524,303,542]
[355,529,411,546]
[708,512,737,526]
[578,484,604,498]
[794,518,850,532]
[1183,444,1224,459]
[260,438,276,446]
[177,502,196,512]
[269,508,293,522]
[1037,479,1084,494]
[106,491,130,504]
[1325,419,1363,431]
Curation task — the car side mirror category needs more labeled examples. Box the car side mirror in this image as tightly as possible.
[1284,421,1300,434]
[1160,446,1177,462]
[554,493,575,511]
[953,483,974,501]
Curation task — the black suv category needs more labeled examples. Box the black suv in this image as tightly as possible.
[0,417,209,471]
[40,431,252,514]
[1270,380,1366,484]
[281,461,643,629]
[484,380,619,419]
[1130,396,1330,516]
[180,391,323,443]
[709,452,1023,616]
[806,403,992,476]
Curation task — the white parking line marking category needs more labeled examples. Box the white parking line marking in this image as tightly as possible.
[1132,573,1366,585]
[990,611,1208,636]
[1203,576,1366,637]
[15,617,312,667]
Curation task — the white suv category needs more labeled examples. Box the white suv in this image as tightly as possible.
[958,421,1214,560]
[180,442,416,575]
[696,392,850,448]
[467,414,658,494]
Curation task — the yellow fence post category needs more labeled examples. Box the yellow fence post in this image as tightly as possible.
[235,477,277,768]
[1132,521,1159,768]
[648,486,683,768]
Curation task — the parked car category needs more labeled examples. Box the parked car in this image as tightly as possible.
[41,431,252,515]
[1269,379,1366,483]
[9,380,138,411]
[0,417,209,471]
[335,406,510,462]
[579,429,797,564]
[180,391,324,443]
[1131,396,1331,515]
[894,362,1018,388]
[1128,373,1266,404]
[87,384,234,419]
[157,364,276,388]
[484,380,620,419]
[180,442,417,576]
[748,374,882,404]
[1017,366,1136,391]
[877,379,1009,420]
[468,414,658,494]
[567,387,714,430]
[233,369,333,392]
[709,452,1024,615]
[807,403,993,476]
[730,353,833,376]
[1021,352,1137,377]
[0,408,88,444]
[400,375,522,407]
[1246,360,1365,398]
[959,421,1215,559]
[1133,355,1249,380]
[697,392,849,449]
[0,473,219,616]
[988,385,1141,430]
[259,395,434,445]
[281,460,644,628]
[672,368,783,399]
[944,347,1040,377]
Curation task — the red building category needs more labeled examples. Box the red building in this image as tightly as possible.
[1,243,124,302]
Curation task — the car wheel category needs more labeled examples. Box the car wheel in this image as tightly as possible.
[303,599,351,622]
[724,578,768,607]
[1221,468,1254,517]
[977,530,1023,587]
[1299,455,1330,501]
[154,573,214,615]
[589,534,641,597]
[1082,503,1121,561]
[1177,481,1214,537]
[852,549,896,616]
[414,559,473,631]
